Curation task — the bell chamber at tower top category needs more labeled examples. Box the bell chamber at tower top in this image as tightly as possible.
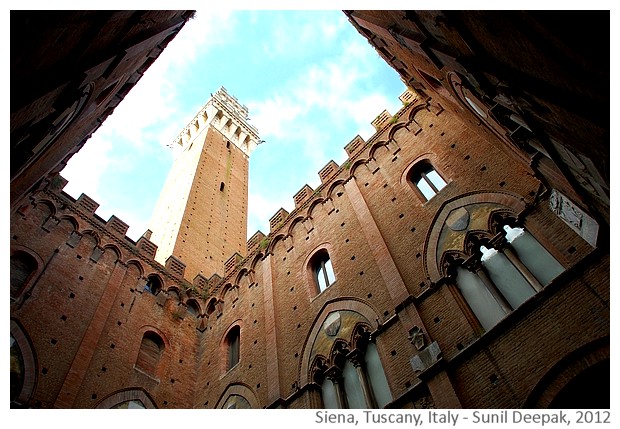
[171,86,262,157]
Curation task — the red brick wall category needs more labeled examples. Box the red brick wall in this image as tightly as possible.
[10,96,608,409]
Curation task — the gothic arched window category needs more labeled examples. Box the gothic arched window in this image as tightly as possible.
[143,275,162,296]
[313,326,392,409]
[451,224,565,332]
[10,251,38,299]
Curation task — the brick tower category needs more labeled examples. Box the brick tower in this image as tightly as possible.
[149,87,260,280]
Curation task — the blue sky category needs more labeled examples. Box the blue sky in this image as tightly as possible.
[61,10,408,241]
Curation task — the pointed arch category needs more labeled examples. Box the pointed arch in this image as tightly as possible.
[185,298,202,316]
[234,267,249,286]
[101,243,122,264]
[387,122,409,141]
[368,141,390,160]
[348,158,369,178]
[34,198,57,217]
[10,319,38,407]
[10,245,44,300]
[250,252,264,272]
[299,298,380,384]
[424,191,527,282]
[327,178,347,200]
[80,229,101,247]
[220,319,243,373]
[299,300,392,409]
[307,197,326,218]
[523,336,610,408]
[266,233,286,255]
[58,214,80,232]
[219,282,233,301]
[135,326,169,378]
[215,382,260,409]
[205,297,218,317]
[287,216,306,237]
[95,387,157,409]
[407,102,431,123]
[125,260,145,278]
[143,273,164,295]
[166,285,182,299]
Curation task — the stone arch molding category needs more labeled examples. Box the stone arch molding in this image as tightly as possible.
[10,319,38,407]
[523,336,609,408]
[298,298,380,385]
[95,387,157,409]
[215,383,260,409]
[424,191,527,283]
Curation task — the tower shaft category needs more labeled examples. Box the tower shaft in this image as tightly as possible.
[149,87,259,280]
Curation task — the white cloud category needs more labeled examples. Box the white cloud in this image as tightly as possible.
[248,96,304,138]
[61,133,114,202]
[61,10,239,230]
[90,10,238,151]
[243,23,406,236]
[247,35,401,145]
[247,190,293,237]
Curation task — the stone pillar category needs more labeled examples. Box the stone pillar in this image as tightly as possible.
[326,368,347,409]
[350,351,377,408]
[502,247,543,292]
[474,265,513,313]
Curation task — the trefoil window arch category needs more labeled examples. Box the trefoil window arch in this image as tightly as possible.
[312,325,392,409]
[448,222,565,332]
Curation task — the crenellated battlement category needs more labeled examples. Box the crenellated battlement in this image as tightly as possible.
[29,87,422,322]
[171,86,261,157]
[244,88,420,243]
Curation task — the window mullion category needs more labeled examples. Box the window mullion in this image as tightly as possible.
[421,171,439,193]
[321,261,330,288]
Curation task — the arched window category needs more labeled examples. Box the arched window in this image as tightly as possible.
[186,300,200,317]
[143,275,162,296]
[222,394,251,409]
[10,334,25,405]
[135,331,164,376]
[111,400,146,409]
[95,388,157,409]
[408,161,447,201]
[451,224,565,331]
[310,249,336,293]
[503,225,565,285]
[226,326,240,370]
[10,251,38,299]
[313,326,392,409]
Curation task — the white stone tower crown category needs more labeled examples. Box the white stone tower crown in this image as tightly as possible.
[172,86,261,158]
